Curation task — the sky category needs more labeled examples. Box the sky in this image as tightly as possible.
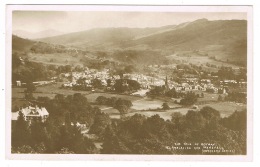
[12,11,247,33]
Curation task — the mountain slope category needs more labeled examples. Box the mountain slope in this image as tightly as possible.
[37,19,247,63]
[119,19,247,62]
[12,35,35,52]
[38,26,176,46]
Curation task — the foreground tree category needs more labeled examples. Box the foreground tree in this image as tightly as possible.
[101,126,130,154]
[12,111,30,147]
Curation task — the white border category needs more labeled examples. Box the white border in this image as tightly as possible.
[2,1,253,165]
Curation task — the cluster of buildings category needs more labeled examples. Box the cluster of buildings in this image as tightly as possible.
[15,80,56,87]
[59,65,246,96]
[62,68,119,88]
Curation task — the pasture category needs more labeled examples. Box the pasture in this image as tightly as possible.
[28,53,84,66]
[107,101,246,120]
[167,53,239,72]
[85,92,142,103]
[12,82,91,99]
[131,97,181,110]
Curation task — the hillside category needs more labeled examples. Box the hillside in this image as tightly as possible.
[38,26,176,47]
[37,19,247,64]
[12,35,35,52]
[124,19,247,62]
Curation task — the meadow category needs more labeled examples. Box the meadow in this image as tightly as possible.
[167,53,239,72]
[108,101,246,120]
[28,53,84,66]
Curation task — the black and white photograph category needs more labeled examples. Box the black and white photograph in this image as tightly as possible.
[5,5,253,161]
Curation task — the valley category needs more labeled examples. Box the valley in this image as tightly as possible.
[11,17,248,155]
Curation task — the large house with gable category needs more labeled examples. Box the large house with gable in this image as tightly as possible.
[12,105,49,124]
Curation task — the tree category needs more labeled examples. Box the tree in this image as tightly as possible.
[25,82,36,93]
[56,147,75,154]
[101,125,130,154]
[117,105,129,119]
[114,80,127,93]
[12,111,30,147]
[12,53,22,69]
[91,78,102,88]
[114,79,140,93]
[144,114,169,139]
[114,99,132,118]
[162,102,170,110]
[120,114,147,139]
[24,92,34,100]
[114,98,133,109]
[106,79,112,87]
[221,110,246,131]
[185,110,206,129]
[199,106,220,129]
[30,122,48,146]
[171,112,183,128]
[89,111,111,136]
[96,96,108,105]
[165,88,177,98]
[12,145,35,154]
[147,86,165,96]
[180,92,198,105]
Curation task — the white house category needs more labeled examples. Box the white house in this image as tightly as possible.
[16,81,21,87]
[12,105,49,124]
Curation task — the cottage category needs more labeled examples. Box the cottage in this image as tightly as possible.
[16,81,21,87]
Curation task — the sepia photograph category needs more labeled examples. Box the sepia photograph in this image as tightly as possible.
[5,5,253,161]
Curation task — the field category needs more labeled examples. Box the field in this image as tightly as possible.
[131,97,181,110]
[109,101,246,120]
[28,53,84,66]
[13,82,246,120]
[12,82,91,99]
[198,102,246,117]
[166,53,239,72]
[196,92,219,103]
[85,92,142,103]
[12,83,142,103]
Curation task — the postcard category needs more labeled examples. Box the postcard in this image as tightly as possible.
[5,5,253,161]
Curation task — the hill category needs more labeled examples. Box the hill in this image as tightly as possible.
[38,25,177,47]
[13,29,64,39]
[124,19,247,62]
[38,19,247,64]
[12,35,35,52]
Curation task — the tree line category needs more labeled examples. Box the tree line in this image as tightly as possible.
[12,92,246,155]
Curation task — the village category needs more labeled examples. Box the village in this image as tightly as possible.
[57,65,246,96]
[12,61,247,124]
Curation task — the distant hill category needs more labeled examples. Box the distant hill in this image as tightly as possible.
[12,35,35,52]
[37,19,247,63]
[13,29,64,39]
[38,25,177,47]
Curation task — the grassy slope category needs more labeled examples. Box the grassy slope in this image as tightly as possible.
[37,19,247,64]
[127,20,247,62]
[38,26,176,46]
